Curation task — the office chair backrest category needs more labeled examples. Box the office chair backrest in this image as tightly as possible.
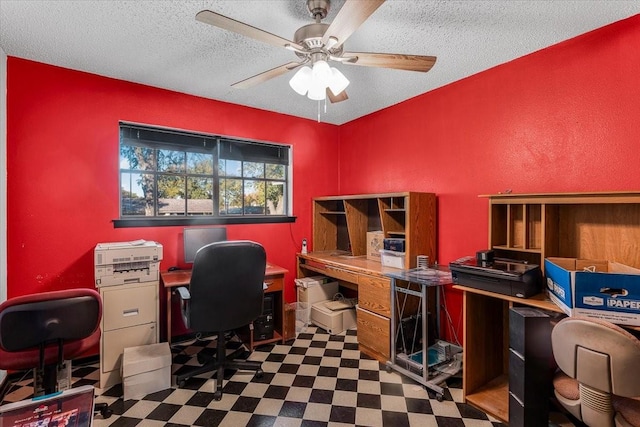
[0,288,102,371]
[188,240,266,333]
[552,316,640,426]
[552,317,640,397]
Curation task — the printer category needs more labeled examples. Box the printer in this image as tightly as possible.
[94,240,163,287]
[449,250,542,298]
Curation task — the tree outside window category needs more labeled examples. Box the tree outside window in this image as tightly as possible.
[118,124,290,224]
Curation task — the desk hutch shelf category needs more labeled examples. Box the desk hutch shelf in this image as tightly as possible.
[484,191,640,270]
[312,192,437,269]
[459,191,640,424]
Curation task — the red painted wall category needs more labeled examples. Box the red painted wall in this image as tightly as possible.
[6,14,640,346]
[6,58,339,310]
[338,15,640,343]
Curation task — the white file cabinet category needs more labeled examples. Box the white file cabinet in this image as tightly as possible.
[99,281,159,389]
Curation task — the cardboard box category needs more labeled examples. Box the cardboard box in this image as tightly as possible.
[545,257,640,326]
[294,275,330,288]
[366,231,384,261]
[122,342,172,400]
[297,281,339,305]
[380,250,405,269]
[310,301,357,335]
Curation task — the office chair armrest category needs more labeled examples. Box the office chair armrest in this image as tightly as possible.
[176,286,191,300]
[175,287,191,329]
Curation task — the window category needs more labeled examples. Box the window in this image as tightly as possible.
[116,123,293,227]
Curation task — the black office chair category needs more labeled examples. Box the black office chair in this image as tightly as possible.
[175,240,267,400]
[0,288,111,418]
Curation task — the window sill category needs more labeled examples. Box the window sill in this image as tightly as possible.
[113,216,296,228]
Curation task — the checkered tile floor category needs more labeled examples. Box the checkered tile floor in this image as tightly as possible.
[2,326,506,427]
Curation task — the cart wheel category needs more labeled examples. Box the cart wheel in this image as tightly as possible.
[100,407,113,419]
[178,379,186,388]
[436,393,444,402]
[386,365,392,373]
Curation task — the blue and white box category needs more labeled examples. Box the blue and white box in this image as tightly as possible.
[545,257,640,326]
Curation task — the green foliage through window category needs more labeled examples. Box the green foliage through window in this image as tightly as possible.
[119,123,290,221]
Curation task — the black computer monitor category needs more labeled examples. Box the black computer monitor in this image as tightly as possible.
[183,227,227,264]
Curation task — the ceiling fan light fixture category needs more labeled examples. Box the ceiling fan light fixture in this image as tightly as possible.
[328,67,349,96]
[311,60,332,86]
[307,83,326,101]
[289,66,313,95]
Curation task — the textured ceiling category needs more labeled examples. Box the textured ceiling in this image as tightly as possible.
[0,1,638,125]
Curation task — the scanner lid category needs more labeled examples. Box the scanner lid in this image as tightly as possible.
[450,256,540,278]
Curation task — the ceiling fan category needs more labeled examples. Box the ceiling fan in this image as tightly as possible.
[196,0,437,103]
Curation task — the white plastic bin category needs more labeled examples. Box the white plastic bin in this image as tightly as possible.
[380,250,406,269]
[291,302,310,333]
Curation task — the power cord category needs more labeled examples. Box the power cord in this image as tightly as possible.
[334,292,355,303]
[329,292,358,308]
[289,222,300,251]
[439,285,462,347]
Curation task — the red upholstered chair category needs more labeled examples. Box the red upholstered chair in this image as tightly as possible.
[551,316,640,427]
[0,288,111,417]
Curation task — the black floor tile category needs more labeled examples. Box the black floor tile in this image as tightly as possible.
[381,410,411,427]
[146,402,182,421]
[193,408,228,427]
[291,375,316,388]
[356,392,381,409]
[229,395,261,413]
[185,391,217,407]
[329,405,356,424]
[309,389,334,404]
[264,384,290,400]
[278,400,307,418]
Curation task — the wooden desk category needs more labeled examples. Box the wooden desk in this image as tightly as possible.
[297,251,431,363]
[161,263,288,348]
[455,284,640,424]
[455,285,564,424]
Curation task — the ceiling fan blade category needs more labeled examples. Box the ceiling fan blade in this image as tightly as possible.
[196,10,304,51]
[342,51,437,72]
[231,62,303,89]
[327,88,348,103]
[321,0,385,48]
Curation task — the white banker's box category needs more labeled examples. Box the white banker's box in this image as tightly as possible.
[122,342,171,400]
[297,281,339,305]
[310,301,357,335]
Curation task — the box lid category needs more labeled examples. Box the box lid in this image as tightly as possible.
[294,276,329,287]
[122,342,171,377]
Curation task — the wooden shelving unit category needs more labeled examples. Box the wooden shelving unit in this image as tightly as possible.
[484,191,640,270]
[312,192,437,269]
[461,191,640,424]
